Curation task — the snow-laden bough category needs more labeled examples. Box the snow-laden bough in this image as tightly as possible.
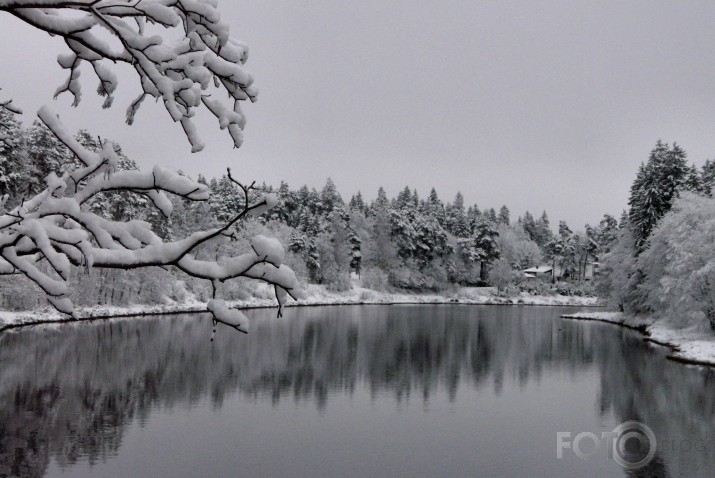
[0,0,304,332]
[0,107,304,329]
[0,0,256,151]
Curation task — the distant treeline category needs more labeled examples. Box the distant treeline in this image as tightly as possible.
[0,110,621,309]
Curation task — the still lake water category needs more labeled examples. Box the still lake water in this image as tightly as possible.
[1,305,715,477]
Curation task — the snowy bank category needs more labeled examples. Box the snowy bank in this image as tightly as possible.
[0,285,600,332]
[561,311,715,367]
[294,285,600,308]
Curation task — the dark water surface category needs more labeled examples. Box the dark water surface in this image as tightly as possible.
[1,305,714,477]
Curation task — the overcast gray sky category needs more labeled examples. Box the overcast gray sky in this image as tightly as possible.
[3,0,715,228]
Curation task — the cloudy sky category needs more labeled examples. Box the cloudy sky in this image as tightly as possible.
[2,0,715,228]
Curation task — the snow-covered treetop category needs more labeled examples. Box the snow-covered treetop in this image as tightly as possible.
[0,0,257,152]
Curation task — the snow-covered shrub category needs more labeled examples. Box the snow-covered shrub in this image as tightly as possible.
[388,261,451,292]
[322,266,352,292]
[635,192,715,329]
[488,258,517,293]
[595,227,639,312]
[388,265,424,291]
[518,280,557,296]
[598,192,715,328]
[361,267,389,291]
[314,232,351,292]
[553,281,596,297]
[495,224,543,270]
[518,279,596,297]
[169,280,190,304]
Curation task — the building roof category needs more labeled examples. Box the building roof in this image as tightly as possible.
[522,266,553,274]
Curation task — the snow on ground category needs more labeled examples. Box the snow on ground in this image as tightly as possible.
[11,287,713,369]
[562,311,715,367]
[0,284,600,331]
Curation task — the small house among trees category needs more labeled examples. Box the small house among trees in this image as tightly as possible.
[522,266,553,279]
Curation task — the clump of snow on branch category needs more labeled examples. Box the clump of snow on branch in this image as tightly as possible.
[0,108,303,326]
[207,299,248,333]
[0,0,257,152]
[0,0,302,331]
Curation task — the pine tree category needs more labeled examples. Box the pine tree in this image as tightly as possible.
[485,208,497,223]
[596,214,619,253]
[349,191,366,213]
[348,223,362,275]
[558,220,572,239]
[702,159,715,196]
[460,215,500,282]
[390,206,418,260]
[683,163,704,193]
[534,211,553,247]
[497,205,510,225]
[288,231,307,254]
[411,188,419,208]
[370,205,394,269]
[424,187,445,225]
[25,120,75,197]
[320,178,343,215]
[445,192,469,237]
[209,174,244,224]
[414,213,450,266]
[393,186,413,210]
[628,140,689,249]
[665,143,689,196]
[306,187,321,217]
[269,181,293,223]
[370,186,389,214]
[0,109,29,203]
[556,221,576,279]
[466,204,481,232]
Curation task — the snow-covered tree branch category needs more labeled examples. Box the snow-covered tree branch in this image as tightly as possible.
[0,0,303,333]
[0,106,302,331]
[0,0,257,151]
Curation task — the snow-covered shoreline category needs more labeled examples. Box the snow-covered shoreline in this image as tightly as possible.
[0,285,600,332]
[561,311,715,367]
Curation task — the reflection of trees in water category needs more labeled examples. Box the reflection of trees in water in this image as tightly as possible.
[593,326,715,478]
[1,306,714,477]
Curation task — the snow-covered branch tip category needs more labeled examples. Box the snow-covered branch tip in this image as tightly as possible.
[1,0,257,152]
[0,110,303,331]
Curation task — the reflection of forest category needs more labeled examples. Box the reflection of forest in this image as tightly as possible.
[0,305,714,477]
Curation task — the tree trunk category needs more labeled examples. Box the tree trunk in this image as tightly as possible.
[552,257,556,284]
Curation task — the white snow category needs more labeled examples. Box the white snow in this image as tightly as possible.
[9,0,257,150]
[562,310,715,367]
[247,193,279,216]
[0,285,600,332]
[250,235,284,267]
[207,299,248,333]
